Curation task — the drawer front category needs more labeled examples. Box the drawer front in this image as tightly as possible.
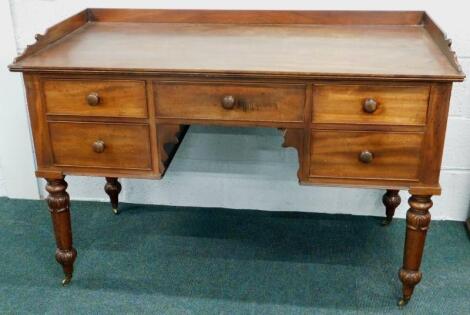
[155,82,305,122]
[49,122,152,170]
[43,79,148,118]
[313,85,430,125]
[309,130,423,180]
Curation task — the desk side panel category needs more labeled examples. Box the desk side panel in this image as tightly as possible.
[23,74,55,173]
[412,83,453,194]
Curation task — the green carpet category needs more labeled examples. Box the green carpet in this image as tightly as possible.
[0,197,469,314]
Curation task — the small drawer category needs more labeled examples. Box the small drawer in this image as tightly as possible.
[43,79,148,118]
[312,84,430,125]
[155,82,305,122]
[309,130,423,180]
[49,122,152,170]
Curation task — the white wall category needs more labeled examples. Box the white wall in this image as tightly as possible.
[0,0,39,199]
[2,0,470,221]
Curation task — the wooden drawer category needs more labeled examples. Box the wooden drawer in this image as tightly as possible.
[43,79,148,118]
[309,130,423,180]
[155,82,305,122]
[49,122,152,170]
[312,84,430,125]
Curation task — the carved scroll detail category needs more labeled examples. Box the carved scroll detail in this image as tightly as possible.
[445,39,463,74]
[12,9,89,65]
[444,35,463,74]
[157,124,189,174]
[422,13,464,75]
[280,128,304,181]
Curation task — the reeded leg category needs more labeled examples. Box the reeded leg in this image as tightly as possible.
[382,190,401,225]
[45,177,77,286]
[105,177,122,215]
[398,195,432,306]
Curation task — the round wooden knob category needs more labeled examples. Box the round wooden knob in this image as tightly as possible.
[363,98,377,113]
[359,150,374,163]
[92,140,105,153]
[87,92,100,106]
[221,95,236,109]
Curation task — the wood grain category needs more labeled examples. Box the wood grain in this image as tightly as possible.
[312,84,430,125]
[45,177,77,285]
[24,74,52,168]
[10,20,463,81]
[48,122,152,170]
[89,9,424,25]
[155,82,305,122]
[309,130,423,180]
[399,195,433,304]
[8,9,464,302]
[43,79,148,118]
[418,83,453,189]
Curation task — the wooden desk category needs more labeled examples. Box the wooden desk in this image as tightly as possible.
[9,9,465,305]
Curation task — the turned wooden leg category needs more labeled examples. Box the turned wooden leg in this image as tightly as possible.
[382,189,401,225]
[105,177,122,215]
[398,195,432,306]
[45,177,77,286]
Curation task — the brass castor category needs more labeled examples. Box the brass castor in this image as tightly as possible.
[398,298,409,307]
[381,217,393,226]
[62,275,72,286]
[105,177,121,216]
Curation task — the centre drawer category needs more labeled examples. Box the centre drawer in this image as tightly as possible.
[48,122,152,170]
[309,130,423,181]
[154,82,305,122]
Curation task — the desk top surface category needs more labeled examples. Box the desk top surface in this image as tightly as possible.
[10,9,465,81]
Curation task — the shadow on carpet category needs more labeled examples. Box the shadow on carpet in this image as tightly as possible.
[0,197,469,314]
